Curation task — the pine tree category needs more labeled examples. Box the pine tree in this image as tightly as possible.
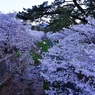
[17,0,95,32]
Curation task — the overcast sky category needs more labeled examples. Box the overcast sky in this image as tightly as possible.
[0,0,54,13]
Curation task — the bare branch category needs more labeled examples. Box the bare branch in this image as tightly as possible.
[73,0,85,14]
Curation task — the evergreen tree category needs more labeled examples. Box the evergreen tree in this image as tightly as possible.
[17,0,95,32]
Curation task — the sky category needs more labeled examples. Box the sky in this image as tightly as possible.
[0,0,54,13]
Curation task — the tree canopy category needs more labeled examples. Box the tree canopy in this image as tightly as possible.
[17,0,95,32]
[1,7,95,95]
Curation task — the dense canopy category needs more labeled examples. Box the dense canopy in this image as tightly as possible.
[0,11,95,94]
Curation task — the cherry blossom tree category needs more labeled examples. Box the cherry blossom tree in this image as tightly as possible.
[40,17,95,95]
[0,13,44,80]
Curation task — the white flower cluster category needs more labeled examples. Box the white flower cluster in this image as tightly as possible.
[0,13,44,74]
[1,12,95,94]
[40,17,95,94]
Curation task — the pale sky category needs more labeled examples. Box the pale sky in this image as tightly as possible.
[0,0,54,13]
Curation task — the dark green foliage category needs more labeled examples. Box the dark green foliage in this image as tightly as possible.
[43,80,50,90]
[17,0,95,32]
[29,40,51,66]
[17,1,51,22]
[30,51,42,66]
[45,8,73,32]
[38,40,50,52]
[0,83,6,91]
[15,50,21,57]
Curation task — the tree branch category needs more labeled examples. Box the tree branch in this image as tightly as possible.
[71,15,87,23]
[73,0,85,14]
